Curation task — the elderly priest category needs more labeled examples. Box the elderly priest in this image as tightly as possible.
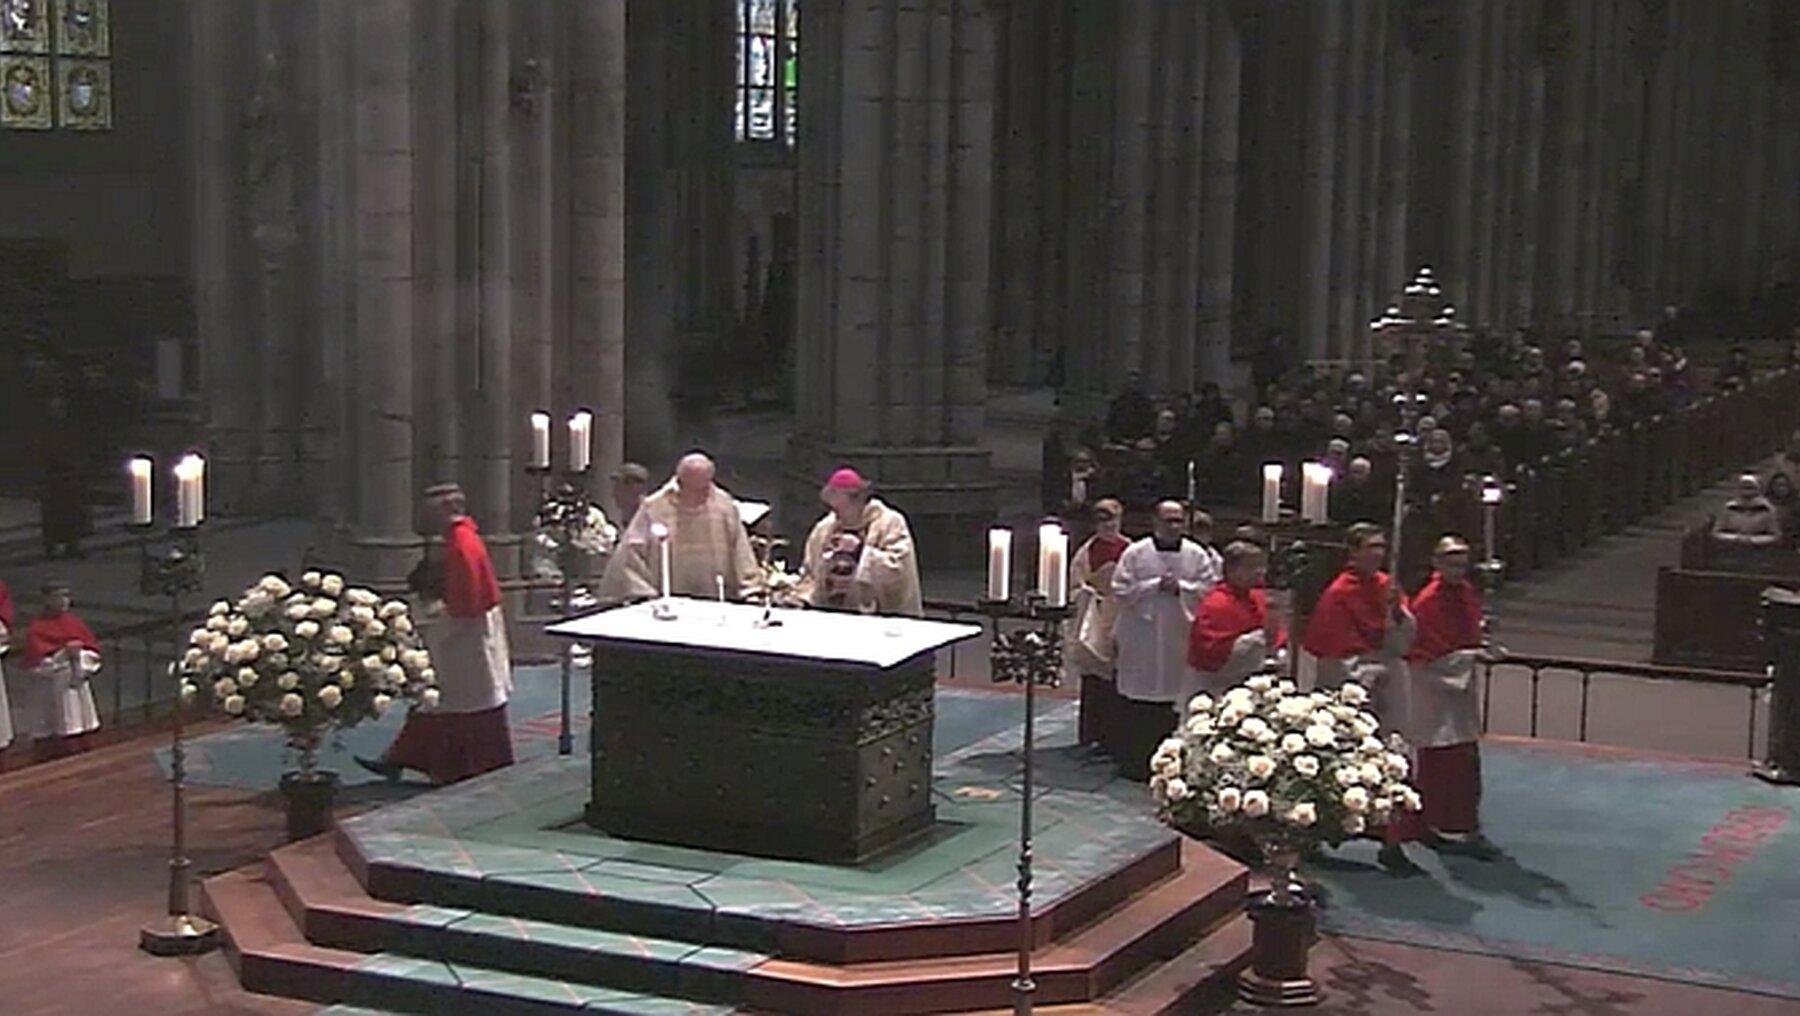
[598,452,764,604]
[793,468,922,616]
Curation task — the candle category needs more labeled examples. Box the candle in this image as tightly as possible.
[651,522,672,598]
[129,456,153,526]
[986,527,1012,602]
[1301,462,1332,523]
[529,411,551,469]
[715,573,725,604]
[1037,523,1069,608]
[568,410,593,473]
[1261,463,1283,524]
[173,453,206,529]
[1186,460,1197,504]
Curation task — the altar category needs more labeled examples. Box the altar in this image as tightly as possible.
[547,599,983,864]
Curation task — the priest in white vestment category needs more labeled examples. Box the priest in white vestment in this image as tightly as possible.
[597,453,764,604]
[1109,501,1220,778]
[793,468,922,616]
[18,580,102,751]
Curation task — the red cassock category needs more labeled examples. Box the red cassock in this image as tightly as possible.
[1302,569,1405,660]
[1403,573,1486,835]
[1087,533,1129,572]
[384,516,515,784]
[1187,584,1285,673]
[19,610,100,670]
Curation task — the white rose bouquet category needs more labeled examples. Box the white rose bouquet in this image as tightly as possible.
[532,491,618,583]
[177,571,438,768]
[1149,674,1422,854]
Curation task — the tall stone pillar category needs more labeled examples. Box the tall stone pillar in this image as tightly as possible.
[1351,0,1388,364]
[1444,0,1481,315]
[1104,0,1153,380]
[569,0,628,489]
[784,0,997,566]
[1543,0,1585,327]
[348,0,417,579]
[1470,0,1506,327]
[1327,0,1369,360]
[1510,7,1547,326]
[1636,0,1672,313]
[1296,1,1342,362]
[1379,6,1414,312]
[1197,4,1242,384]
[1576,0,1608,331]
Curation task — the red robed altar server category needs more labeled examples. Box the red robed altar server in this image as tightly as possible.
[18,580,102,749]
[360,484,514,785]
[1403,536,1493,848]
[1184,540,1286,699]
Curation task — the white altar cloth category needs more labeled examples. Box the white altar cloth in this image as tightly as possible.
[547,598,981,671]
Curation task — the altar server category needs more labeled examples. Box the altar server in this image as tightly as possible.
[794,468,922,616]
[0,576,15,750]
[1185,541,1286,700]
[19,580,101,752]
[597,452,763,604]
[1110,500,1220,778]
[359,484,514,785]
[1403,536,1495,853]
[1069,500,1129,745]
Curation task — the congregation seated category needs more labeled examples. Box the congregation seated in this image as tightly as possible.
[1711,474,1782,547]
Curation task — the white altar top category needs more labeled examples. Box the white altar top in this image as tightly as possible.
[546,598,983,671]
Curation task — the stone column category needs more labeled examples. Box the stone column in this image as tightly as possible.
[412,0,462,495]
[1351,0,1388,363]
[1197,4,1242,384]
[569,0,628,488]
[1380,4,1413,310]
[1576,0,1609,331]
[1470,0,1506,327]
[1510,5,1547,326]
[1155,2,1207,392]
[1542,0,1585,327]
[1296,1,1342,362]
[1637,0,1673,312]
[784,0,997,566]
[1104,0,1153,380]
[348,0,417,579]
[1328,0,1368,360]
[1444,0,1481,314]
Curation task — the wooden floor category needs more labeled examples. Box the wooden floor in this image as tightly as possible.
[5,729,1798,1016]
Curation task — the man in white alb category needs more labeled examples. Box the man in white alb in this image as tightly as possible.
[597,452,763,603]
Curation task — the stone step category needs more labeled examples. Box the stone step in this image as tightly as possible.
[239,834,1248,1016]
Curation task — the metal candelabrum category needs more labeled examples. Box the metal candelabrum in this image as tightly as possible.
[530,467,594,757]
[980,594,1071,1016]
[137,523,219,957]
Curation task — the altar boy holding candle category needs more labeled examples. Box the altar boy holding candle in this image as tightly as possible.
[19,580,102,756]
[794,468,922,616]
[1110,501,1220,779]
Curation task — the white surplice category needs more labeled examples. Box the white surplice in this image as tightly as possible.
[0,620,13,749]
[28,645,101,739]
[1406,649,1483,747]
[1111,537,1219,704]
[419,604,513,713]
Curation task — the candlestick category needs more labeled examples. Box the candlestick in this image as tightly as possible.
[1260,463,1283,524]
[568,410,593,474]
[173,454,205,529]
[529,411,552,470]
[129,456,154,526]
[1036,523,1069,608]
[1186,460,1197,505]
[987,528,1013,602]
[651,522,672,599]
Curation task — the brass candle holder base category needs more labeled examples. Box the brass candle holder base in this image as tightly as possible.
[139,913,220,956]
[1239,968,1323,1008]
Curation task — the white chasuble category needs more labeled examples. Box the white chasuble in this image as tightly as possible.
[795,499,923,616]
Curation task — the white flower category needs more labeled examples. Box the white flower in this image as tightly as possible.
[327,625,353,645]
[1339,683,1370,705]
[1218,705,1248,727]
[1344,815,1366,836]
[1342,787,1371,813]
[1360,736,1385,754]
[236,666,259,687]
[1186,693,1214,715]
[419,667,437,685]
[301,570,323,589]
[1373,796,1394,815]
[347,589,380,607]
[401,649,431,672]
[1238,717,1271,741]
[278,692,305,717]
[1359,762,1384,785]
[1350,717,1378,738]
[1279,733,1307,754]
[180,681,198,703]
[294,620,320,640]
[380,600,409,620]
[1217,787,1242,812]
[365,619,387,638]
[1330,704,1357,721]
[190,628,210,646]
[183,648,207,668]
[1293,754,1321,777]
[1242,790,1270,817]
[338,671,355,690]
[1209,742,1236,764]
[284,603,311,620]
[349,605,377,625]
[1277,681,1298,695]
[1383,753,1411,779]
[386,664,407,685]
[1245,674,1276,694]
[1276,697,1313,720]
[1400,788,1423,812]
[277,672,300,690]
[1334,767,1361,786]
[1305,725,1337,748]
[1184,714,1215,737]
[379,645,398,663]
[421,688,441,708]
[1164,778,1189,801]
[373,693,393,716]
[205,616,228,632]
[213,677,239,699]
[209,600,232,617]
[310,598,339,619]
[220,617,245,639]
[1157,736,1185,758]
[393,616,414,635]
[1288,803,1318,826]
[259,575,292,599]
[1309,710,1338,729]
[318,685,344,709]
[320,655,344,673]
[321,574,345,596]
[1223,687,1255,707]
[262,633,289,653]
[1246,755,1277,779]
[362,654,385,674]
[239,639,261,661]
[222,694,246,716]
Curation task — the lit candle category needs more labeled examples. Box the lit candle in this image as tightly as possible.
[986,527,1012,602]
[529,411,551,469]
[1186,460,1197,504]
[568,410,593,474]
[129,456,153,526]
[1261,463,1283,524]
[173,453,206,529]
[1301,462,1332,523]
[651,522,672,599]
[715,573,725,604]
[1037,523,1069,608]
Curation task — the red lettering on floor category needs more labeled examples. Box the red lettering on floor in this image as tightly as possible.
[1640,805,1790,915]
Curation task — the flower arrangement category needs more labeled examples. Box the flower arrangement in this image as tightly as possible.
[1149,675,1421,854]
[532,489,618,571]
[991,628,1063,688]
[177,571,437,769]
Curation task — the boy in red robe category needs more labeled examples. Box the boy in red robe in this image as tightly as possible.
[1302,522,1422,872]
[19,580,102,757]
[360,483,514,784]
[1185,541,1286,700]
[1404,536,1497,856]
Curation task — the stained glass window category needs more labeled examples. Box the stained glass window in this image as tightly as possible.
[0,0,110,131]
[736,0,796,147]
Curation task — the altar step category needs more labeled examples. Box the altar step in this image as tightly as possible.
[203,834,1250,1016]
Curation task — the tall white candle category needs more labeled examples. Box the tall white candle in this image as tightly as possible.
[1041,527,1069,608]
[651,522,672,598]
[715,573,725,603]
[129,456,153,526]
[1186,460,1197,504]
[529,412,551,469]
[1261,463,1283,524]
[1301,463,1332,523]
[986,528,1012,602]
[568,410,593,473]
[173,453,206,528]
